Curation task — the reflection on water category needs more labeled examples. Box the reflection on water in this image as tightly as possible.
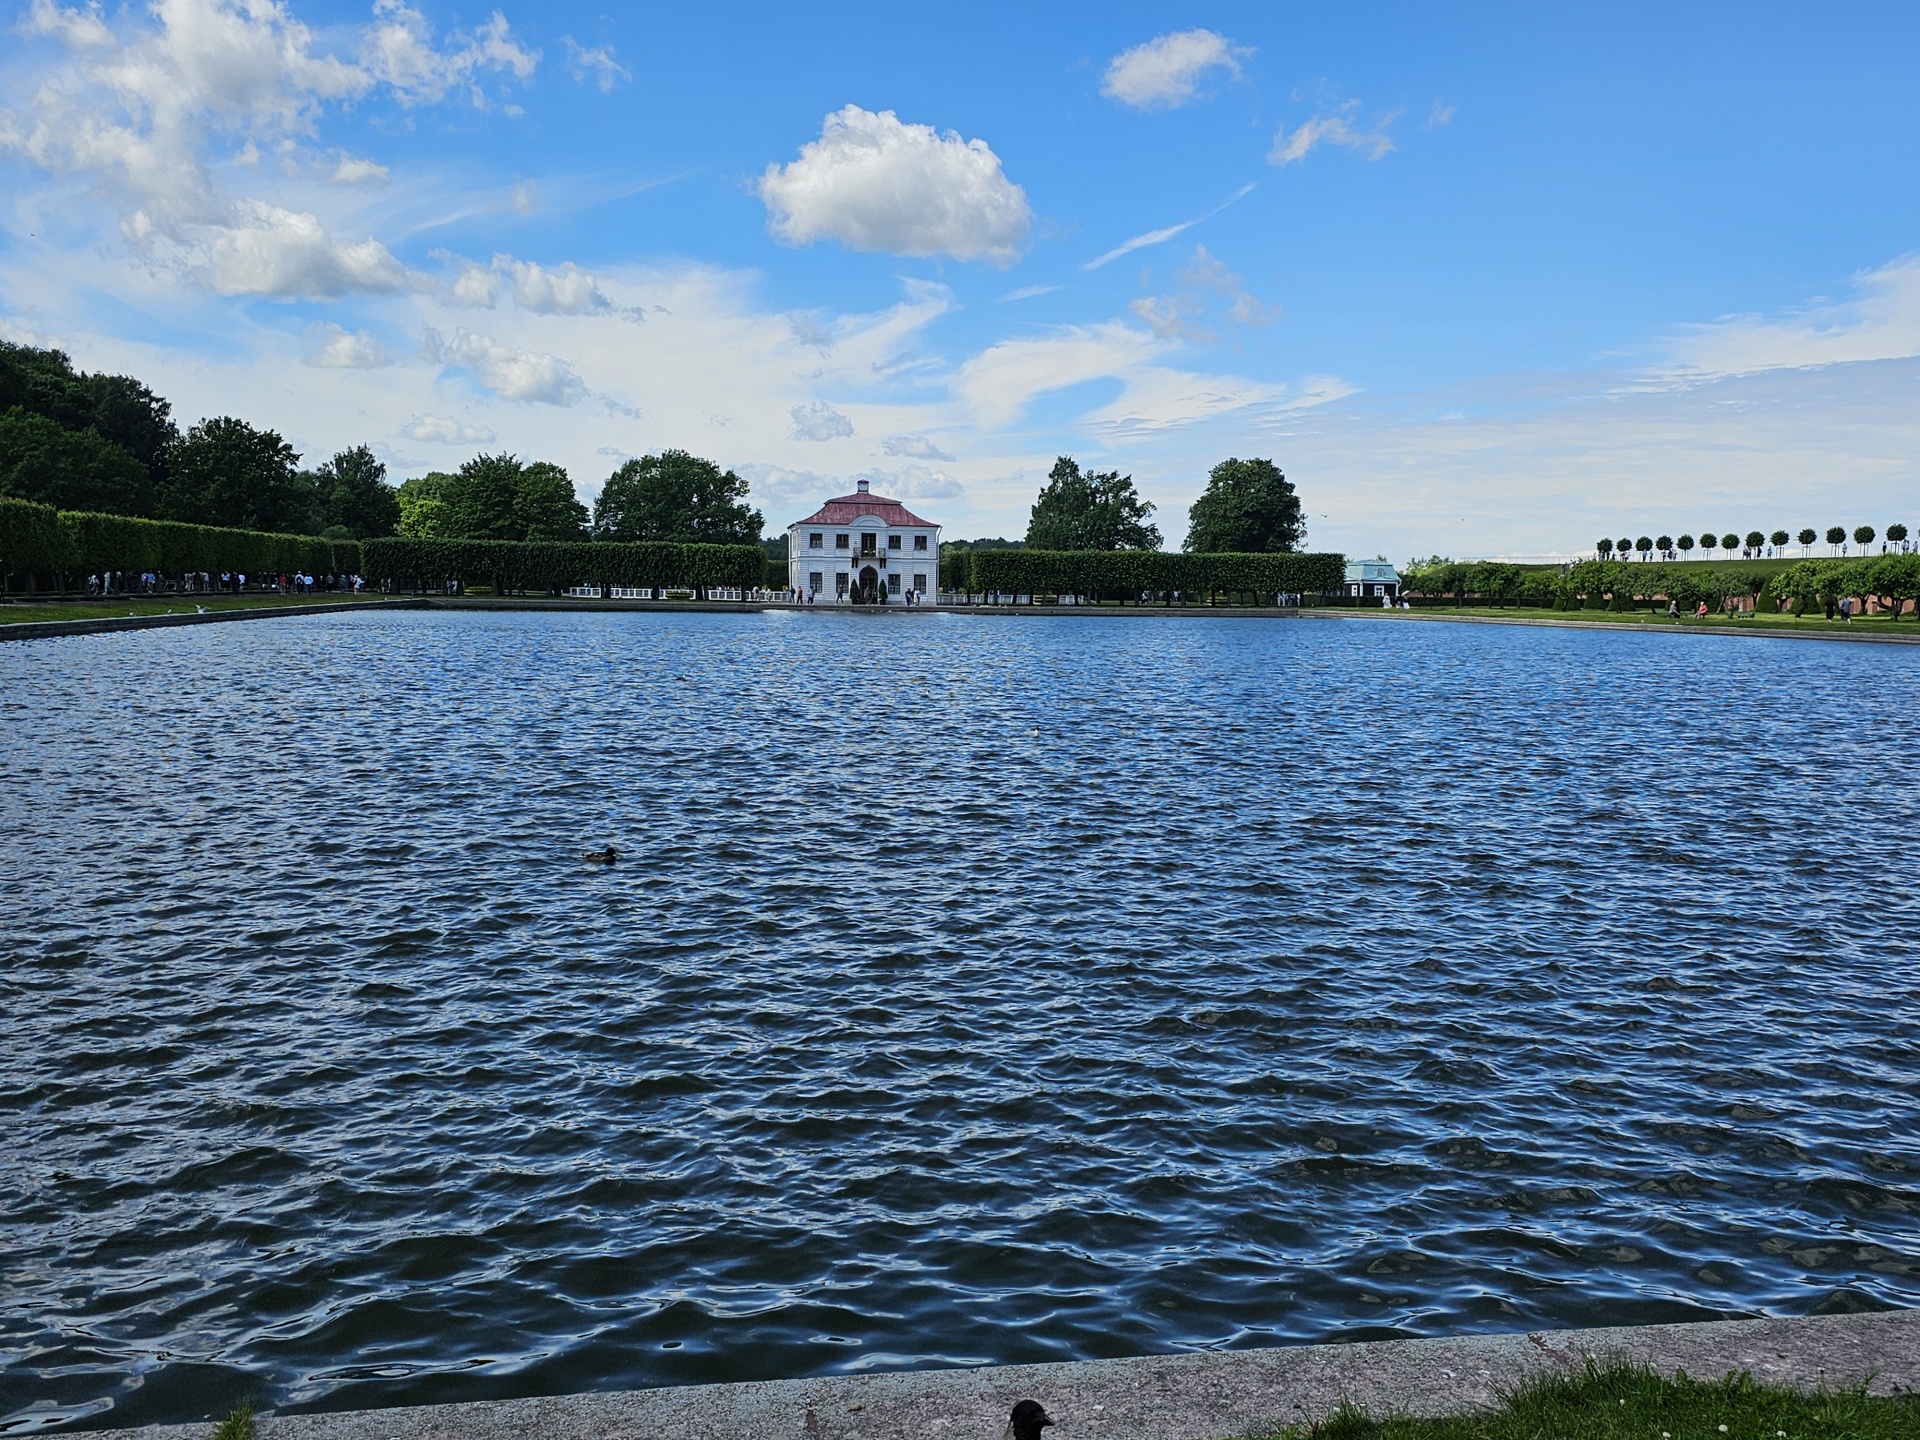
[2,610,1916,1433]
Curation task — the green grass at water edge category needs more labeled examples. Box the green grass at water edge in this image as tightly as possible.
[1262,1362,1916,1440]
[211,1401,254,1440]
[0,594,385,625]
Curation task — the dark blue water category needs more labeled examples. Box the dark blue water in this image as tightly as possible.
[3,610,1917,1434]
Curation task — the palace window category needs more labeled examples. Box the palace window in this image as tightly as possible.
[835,534,850,549]
[913,535,928,551]
[808,532,823,549]
[809,572,823,592]
[887,572,901,591]
[835,572,849,595]
[913,573,927,591]
[888,534,902,550]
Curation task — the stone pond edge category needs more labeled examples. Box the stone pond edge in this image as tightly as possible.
[82,1309,1919,1439]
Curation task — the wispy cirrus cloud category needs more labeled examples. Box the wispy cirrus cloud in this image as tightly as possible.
[1082,182,1256,270]
[1269,100,1400,166]
[1101,29,1247,110]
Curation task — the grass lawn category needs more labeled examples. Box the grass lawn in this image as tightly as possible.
[0,594,386,626]
[1265,1362,1916,1440]
[1350,605,1916,633]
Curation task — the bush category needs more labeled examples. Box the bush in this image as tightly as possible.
[360,537,765,593]
[964,548,1345,601]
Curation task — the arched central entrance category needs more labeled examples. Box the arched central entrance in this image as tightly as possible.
[857,565,880,603]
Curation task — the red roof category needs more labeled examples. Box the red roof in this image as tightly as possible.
[791,492,939,528]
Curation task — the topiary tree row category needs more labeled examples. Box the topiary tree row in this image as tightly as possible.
[962,547,1345,603]
[0,497,363,592]
[360,537,766,595]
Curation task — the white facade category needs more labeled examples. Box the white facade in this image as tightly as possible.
[786,478,943,604]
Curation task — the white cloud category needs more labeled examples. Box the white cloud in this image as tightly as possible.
[304,323,390,367]
[329,154,388,184]
[789,400,855,441]
[563,36,628,91]
[445,257,499,307]
[403,414,496,444]
[1270,102,1399,166]
[758,104,1031,265]
[204,201,408,296]
[882,435,955,461]
[500,257,611,315]
[428,326,586,404]
[1657,253,1920,381]
[736,462,839,506]
[1101,29,1245,110]
[998,284,1059,302]
[1082,182,1255,269]
[853,464,964,499]
[1427,101,1456,129]
[22,0,112,48]
[1,0,536,297]
[359,1,539,106]
[1129,245,1280,340]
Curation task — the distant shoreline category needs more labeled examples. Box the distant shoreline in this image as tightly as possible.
[7,594,1919,645]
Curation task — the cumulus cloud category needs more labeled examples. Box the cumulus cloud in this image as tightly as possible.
[403,414,497,444]
[853,464,964,499]
[1270,101,1400,166]
[563,36,628,91]
[426,326,586,404]
[500,257,612,315]
[758,104,1031,265]
[2,0,537,297]
[1101,29,1245,110]
[736,463,839,506]
[789,401,855,441]
[304,323,391,367]
[203,201,408,296]
[882,434,955,461]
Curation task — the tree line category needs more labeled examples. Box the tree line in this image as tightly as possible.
[1404,555,1920,618]
[1592,524,1911,561]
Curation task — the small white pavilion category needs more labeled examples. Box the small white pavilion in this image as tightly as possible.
[787,479,943,604]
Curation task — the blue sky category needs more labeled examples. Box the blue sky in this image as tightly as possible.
[3,1,1917,557]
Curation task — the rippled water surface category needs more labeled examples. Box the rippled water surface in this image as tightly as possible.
[3,610,1918,1433]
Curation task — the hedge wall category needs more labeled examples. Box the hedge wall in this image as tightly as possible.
[0,497,363,584]
[961,548,1345,599]
[361,537,767,592]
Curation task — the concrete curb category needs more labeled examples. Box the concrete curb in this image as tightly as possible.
[0,599,418,642]
[1323,609,1920,646]
[86,1310,1918,1439]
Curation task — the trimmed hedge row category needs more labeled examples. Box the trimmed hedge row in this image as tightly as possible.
[1400,555,1920,616]
[960,548,1346,600]
[0,497,364,583]
[361,537,767,591]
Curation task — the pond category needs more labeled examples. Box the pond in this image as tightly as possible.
[2,610,1916,1433]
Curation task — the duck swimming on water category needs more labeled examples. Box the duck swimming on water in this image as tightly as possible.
[582,845,618,865]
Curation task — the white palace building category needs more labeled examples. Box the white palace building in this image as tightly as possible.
[787,478,943,604]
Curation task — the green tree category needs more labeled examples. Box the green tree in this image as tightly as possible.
[442,453,525,540]
[514,461,589,540]
[1656,534,1673,555]
[0,407,154,514]
[1720,532,1739,553]
[1826,525,1846,552]
[1769,529,1789,550]
[1854,524,1876,550]
[1888,522,1910,548]
[1635,536,1653,559]
[592,449,762,543]
[1797,527,1816,554]
[1616,536,1633,557]
[396,472,453,538]
[0,342,177,494]
[1744,530,1764,552]
[1182,457,1303,553]
[316,445,400,539]
[1026,456,1161,551]
[1677,534,1694,556]
[1595,538,1613,557]
[159,416,315,532]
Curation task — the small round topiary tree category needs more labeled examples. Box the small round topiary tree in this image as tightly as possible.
[1827,525,1847,551]
[1745,530,1765,551]
[1770,529,1789,549]
[1855,524,1877,550]
[1677,534,1695,556]
[1657,534,1673,555]
[1636,536,1653,559]
[1889,522,1910,551]
[1721,532,1740,553]
[1798,527,1817,553]
[1595,538,1613,557]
